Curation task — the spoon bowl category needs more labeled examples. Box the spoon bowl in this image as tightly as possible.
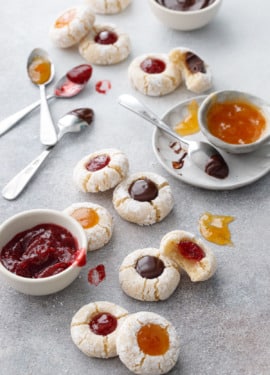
[118,94,229,179]
[27,48,57,146]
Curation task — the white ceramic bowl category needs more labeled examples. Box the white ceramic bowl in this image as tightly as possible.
[148,0,222,31]
[198,90,270,154]
[0,209,87,296]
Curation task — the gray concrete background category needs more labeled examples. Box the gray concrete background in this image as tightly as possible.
[0,0,269,374]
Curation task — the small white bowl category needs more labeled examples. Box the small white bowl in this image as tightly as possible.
[0,209,87,296]
[198,90,270,154]
[148,0,222,31]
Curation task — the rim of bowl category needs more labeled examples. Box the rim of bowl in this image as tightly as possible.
[149,0,222,15]
[0,208,87,284]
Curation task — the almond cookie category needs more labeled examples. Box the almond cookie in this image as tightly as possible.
[73,148,129,193]
[84,0,131,14]
[71,301,128,358]
[112,172,174,226]
[63,202,113,251]
[169,47,212,94]
[49,6,95,48]
[160,230,217,282]
[119,248,180,301]
[116,311,180,375]
[128,53,182,96]
[79,23,131,65]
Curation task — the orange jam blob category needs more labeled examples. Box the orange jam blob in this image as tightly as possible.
[137,324,169,356]
[71,207,99,229]
[174,100,200,136]
[55,9,76,28]
[199,212,234,246]
[28,57,51,85]
[206,99,266,144]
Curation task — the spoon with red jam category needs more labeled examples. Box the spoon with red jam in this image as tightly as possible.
[2,108,94,200]
[118,94,229,179]
[0,64,92,136]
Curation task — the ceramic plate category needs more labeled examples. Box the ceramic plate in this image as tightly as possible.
[152,96,270,190]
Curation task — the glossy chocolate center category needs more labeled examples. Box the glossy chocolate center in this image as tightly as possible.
[185,52,206,73]
[128,178,158,202]
[135,256,165,279]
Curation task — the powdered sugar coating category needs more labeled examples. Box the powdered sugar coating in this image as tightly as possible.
[84,0,131,14]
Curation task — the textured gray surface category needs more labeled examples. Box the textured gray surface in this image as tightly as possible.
[0,0,270,374]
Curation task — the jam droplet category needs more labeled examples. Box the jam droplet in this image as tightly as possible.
[88,264,106,286]
[69,108,94,125]
[71,207,99,229]
[129,178,158,202]
[67,64,93,85]
[95,80,112,94]
[199,212,234,246]
[94,30,118,45]
[137,324,169,356]
[136,256,165,279]
[205,154,229,179]
[140,58,166,74]
[174,100,200,136]
[178,240,205,261]
[86,154,110,172]
[89,312,117,336]
[185,52,206,74]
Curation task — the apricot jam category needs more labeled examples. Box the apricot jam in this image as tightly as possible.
[55,9,76,28]
[71,207,99,229]
[178,240,205,261]
[199,212,234,246]
[174,100,200,136]
[206,99,266,144]
[137,324,169,356]
[28,57,51,85]
[89,312,117,336]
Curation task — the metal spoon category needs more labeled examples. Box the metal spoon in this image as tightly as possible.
[27,48,57,146]
[2,108,94,200]
[0,65,91,137]
[118,94,229,178]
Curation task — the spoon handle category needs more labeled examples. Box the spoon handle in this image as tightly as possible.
[118,94,189,148]
[2,148,52,200]
[0,94,55,136]
[39,85,58,146]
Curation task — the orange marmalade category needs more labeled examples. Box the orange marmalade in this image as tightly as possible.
[206,99,266,144]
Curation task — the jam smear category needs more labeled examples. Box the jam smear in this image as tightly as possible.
[28,57,51,85]
[69,108,94,125]
[155,0,215,11]
[205,154,229,179]
[86,154,110,172]
[0,223,79,278]
[199,212,234,246]
[67,64,93,85]
[89,312,117,336]
[172,152,187,170]
[137,324,169,356]
[178,240,205,261]
[88,264,106,286]
[95,80,112,94]
[71,207,99,229]
[54,78,83,98]
[129,178,158,202]
[55,8,76,28]
[136,256,165,279]
[174,100,200,136]
[95,30,118,45]
[185,52,206,74]
[140,58,166,74]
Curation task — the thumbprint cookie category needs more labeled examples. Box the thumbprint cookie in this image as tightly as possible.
[84,0,131,14]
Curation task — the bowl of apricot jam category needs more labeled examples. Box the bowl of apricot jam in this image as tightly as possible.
[0,209,87,295]
[148,0,222,31]
[198,90,270,154]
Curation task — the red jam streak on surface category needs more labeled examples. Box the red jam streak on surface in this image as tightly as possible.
[155,0,215,11]
[0,223,80,278]
[136,256,165,279]
[95,30,118,45]
[69,108,94,125]
[88,264,106,286]
[140,58,166,74]
[178,240,205,261]
[86,154,110,172]
[89,312,117,336]
[67,64,93,84]
[129,178,158,202]
[95,80,112,94]
[205,154,229,179]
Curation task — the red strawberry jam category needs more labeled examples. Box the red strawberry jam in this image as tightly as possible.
[66,64,93,85]
[95,30,118,45]
[0,223,82,278]
[88,264,106,286]
[86,154,110,172]
[178,240,205,261]
[89,312,117,336]
[140,58,166,74]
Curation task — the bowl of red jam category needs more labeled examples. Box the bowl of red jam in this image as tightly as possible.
[148,0,222,31]
[198,90,270,154]
[0,209,87,295]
